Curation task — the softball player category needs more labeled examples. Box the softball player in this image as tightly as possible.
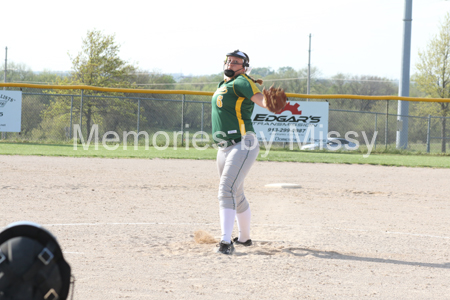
[212,50,268,255]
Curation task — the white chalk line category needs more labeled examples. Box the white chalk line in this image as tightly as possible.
[42,222,450,240]
[384,231,450,239]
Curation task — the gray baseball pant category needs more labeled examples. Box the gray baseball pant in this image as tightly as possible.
[217,134,260,213]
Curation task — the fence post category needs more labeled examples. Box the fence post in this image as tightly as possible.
[79,90,83,136]
[201,103,204,140]
[385,101,389,149]
[426,114,431,153]
[69,95,74,139]
[137,98,141,133]
[181,94,185,146]
[374,113,378,150]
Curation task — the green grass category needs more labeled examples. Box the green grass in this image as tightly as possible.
[1,141,449,168]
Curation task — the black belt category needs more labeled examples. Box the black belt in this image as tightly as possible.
[217,137,242,148]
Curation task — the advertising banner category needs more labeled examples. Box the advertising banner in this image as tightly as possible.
[0,91,22,132]
[252,101,329,143]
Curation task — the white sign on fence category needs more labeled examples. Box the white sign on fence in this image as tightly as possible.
[0,91,22,132]
[251,101,329,143]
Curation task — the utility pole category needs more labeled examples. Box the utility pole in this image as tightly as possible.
[396,0,413,149]
[307,34,311,101]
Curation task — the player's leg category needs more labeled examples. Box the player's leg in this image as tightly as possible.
[216,147,235,246]
[234,135,259,244]
[217,134,259,244]
[216,146,227,177]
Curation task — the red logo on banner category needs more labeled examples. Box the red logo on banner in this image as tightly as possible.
[278,102,302,115]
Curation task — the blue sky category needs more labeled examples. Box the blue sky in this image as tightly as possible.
[2,0,449,79]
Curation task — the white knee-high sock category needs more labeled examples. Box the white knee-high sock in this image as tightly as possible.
[219,208,236,243]
[236,207,251,242]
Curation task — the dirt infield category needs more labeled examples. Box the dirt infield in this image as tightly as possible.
[1,155,449,299]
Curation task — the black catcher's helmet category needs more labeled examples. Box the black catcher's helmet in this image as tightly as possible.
[0,222,72,300]
[225,49,250,68]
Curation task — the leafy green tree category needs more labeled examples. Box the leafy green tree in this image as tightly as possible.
[176,73,222,92]
[326,73,347,95]
[69,30,137,88]
[250,67,274,78]
[145,71,177,89]
[2,61,68,85]
[262,66,322,94]
[1,62,35,83]
[43,29,143,138]
[69,29,140,133]
[124,69,177,90]
[34,71,67,85]
[322,73,397,112]
[414,12,450,152]
[346,75,397,111]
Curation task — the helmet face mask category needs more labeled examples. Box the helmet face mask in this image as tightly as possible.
[0,222,72,300]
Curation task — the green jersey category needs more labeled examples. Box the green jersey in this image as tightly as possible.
[211,74,261,143]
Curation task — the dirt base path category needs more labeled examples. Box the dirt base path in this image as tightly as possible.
[1,156,449,299]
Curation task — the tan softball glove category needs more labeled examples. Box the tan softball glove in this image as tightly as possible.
[263,85,288,114]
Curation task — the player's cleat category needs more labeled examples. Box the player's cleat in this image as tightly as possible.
[215,240,235,255]
[233,237,253,246]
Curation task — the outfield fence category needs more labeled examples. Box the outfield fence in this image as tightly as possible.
[1,83,450,153]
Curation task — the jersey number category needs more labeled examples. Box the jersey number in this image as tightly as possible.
[216,95,223,108]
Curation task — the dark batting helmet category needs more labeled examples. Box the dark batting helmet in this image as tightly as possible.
[225,50,250,68]
[0,222,72,300]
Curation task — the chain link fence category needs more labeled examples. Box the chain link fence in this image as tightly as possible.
[1,86,449,153]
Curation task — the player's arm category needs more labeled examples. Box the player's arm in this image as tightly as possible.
[253,86,287,113]
[250,93,267,109]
